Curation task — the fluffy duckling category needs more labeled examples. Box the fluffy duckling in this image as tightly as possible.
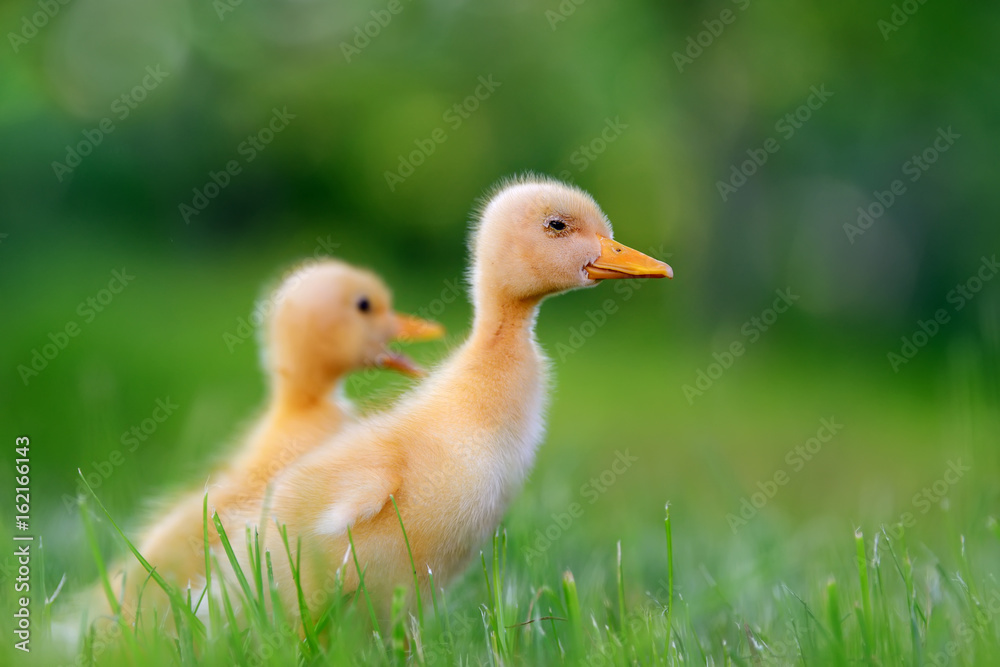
[235,176,671,624]
[103,259,443,624]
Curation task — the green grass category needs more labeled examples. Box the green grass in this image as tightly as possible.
[2,241,999,665]
[7,483,1000,663]
[6,472,999,665]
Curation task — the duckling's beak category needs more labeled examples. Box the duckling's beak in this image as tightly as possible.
[393,314,446,343]
[375,314,445,377]
[585,236,673,280]
[376,350,426,377]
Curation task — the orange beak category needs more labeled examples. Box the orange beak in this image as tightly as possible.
[585,236,673,280]
[375,350,426,377]
[393,313,446,343]
[375,313,446,378]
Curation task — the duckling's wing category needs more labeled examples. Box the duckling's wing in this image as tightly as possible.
[314,465,400,537]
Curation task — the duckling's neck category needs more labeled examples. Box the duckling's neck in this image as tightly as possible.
[445,293,547,446]
[402,292,547,547]
[228,373,345,484]
[272,366,346,414]
[469,294,541,347]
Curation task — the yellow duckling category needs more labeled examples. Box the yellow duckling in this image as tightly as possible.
[103,259,443,624]
[234,176,671,625]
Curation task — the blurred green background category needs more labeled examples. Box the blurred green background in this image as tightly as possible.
[1,0,998,612]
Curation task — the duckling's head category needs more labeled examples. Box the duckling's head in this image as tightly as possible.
[264,260,443,402]
[470,175,672,304]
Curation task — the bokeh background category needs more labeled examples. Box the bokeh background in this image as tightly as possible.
[2,0,998,639]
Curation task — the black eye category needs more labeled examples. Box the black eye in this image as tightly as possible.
[357,297,371,313]
[545,219,567,232]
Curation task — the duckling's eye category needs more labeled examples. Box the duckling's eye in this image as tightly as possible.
[545,219,567,232]
[357,297,371,314]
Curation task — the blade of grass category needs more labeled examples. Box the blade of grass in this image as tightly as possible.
[480,550,497,650]
[427,566,442,628]
[616,540,627,641]
[492,529,508,656]
[390,495,424,629]
[212,511,259,621]
[664,502,675,660]
[390,585,408,662]
[562,571,583,656]
[874,529,900,662]
[782,584,834,645]
[856,529,874,656]
[826,576,846,666]
[265,550,286,629]
[884,525,923,665]
[201,493,221,632]
[249,524,265,608]
[346,524,385,646]
[313,545,350,638]
[276,523,320,659]
[79,497,120,617]
[211,555,244,659]
[78,470,206,636]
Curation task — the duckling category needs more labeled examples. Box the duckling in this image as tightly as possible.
[102,259,443,624]
[234,176,671,625]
